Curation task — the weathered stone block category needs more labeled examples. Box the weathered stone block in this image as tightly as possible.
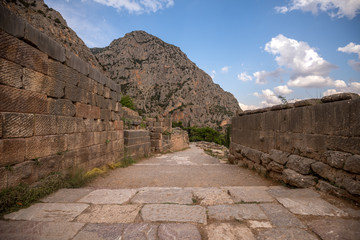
[286,155,315,175]
[0,115,2,138]
[77,75,92,92]
[0,84,48,114]
[34,114,57,136]
[47,59,79,86]
[350,99,360,137]
[0,57,22,88]
[324,150,351,169]
[7,161,35,187]
[283,169,317,188]
[344,155,360,174]
[337,177,360,195]
[88,66,102,83]
[0,30,48,74]
[65,85,87,103]
[48,98,75,117]
[75,102,90,118]
[0,167,7,190]
[326,135,360,155]
[269,149,290,165]
[0,138,26,167]
[57,116,76,134]
[294,98,322,107]
[114,120,124,130]
[3,113,34,138]
[23,68,65,98]
[65,50,89,76]
[103,87,111,99]
[316,180,354,200]
[24,23,65,62]
[0,4,25,37]
[26,135,67,159]
[124,130,150,138]
[260,153,272,165]
[36,155,62,179]
[321,93,359,103]
[66,132,94,150]
[267,161,284,173]
[311,162,335,182]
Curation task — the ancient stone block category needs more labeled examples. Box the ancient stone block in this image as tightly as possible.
[0,57,22,88]
[267,161,284,173]
[2,113,34,138]
[158,223,201,240]
[24,23,65,62]
[269,149,289,165]
[324,150,351,169]
[206,223,255,240]
[100,109,111,121]
[283,169,317,188]
[131,189,193,204]
[123,223,158,240]
[75,102,90,118]
[0,167,7,190]
[341,177,360,195]
[344,155,360,174]
[65,85,87,103]
[57,116,76,134]
[0,84,48,114]
[257,228,318,240]
[0,30,48,74]
[311,161,335,182]
[124,130,150,138]
[76,204,140,224]
[260,203,305,228]
[65,50,89,76]
[286,155,315,175]
[48,98,76,116]
[242,147,262,164]
[104,87,111,99]
[23,68,65,98]
[0,4,25,37]
[79,189,136,204]
[326,135,360,155]
[0,138,26,167]
[34,114,57,136]
[88,66,102,83]
[260,153,272,165]
[308,219,360,240]
[7,161,35,187]
[36,155,62,179]
[321,93,359,103]
[294,98,322,107]
[192,188,233,205]
[87,92,97,106]
[78,75,92,92]
[47,59,79,86]
[90,105,101,119]
[316,180,353,200]
[66,132,94,150]
[228,186,273,203]
[26,135,67,160]
[208,204,267,221]
[114,120,124,130]
[349,99,360,137]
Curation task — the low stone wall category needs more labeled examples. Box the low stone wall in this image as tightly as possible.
[230,93,360,202]
[124,130,151,159]
[170,128,189,152]
[0,6,124,190]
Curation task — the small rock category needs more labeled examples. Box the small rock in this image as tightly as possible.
[283,169,317,188]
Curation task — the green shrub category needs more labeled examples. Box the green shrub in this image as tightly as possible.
[120,95,135,110]
[187,126,226,146]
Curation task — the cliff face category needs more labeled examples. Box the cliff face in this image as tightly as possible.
[92,31,241,128]
[2,0,100,69]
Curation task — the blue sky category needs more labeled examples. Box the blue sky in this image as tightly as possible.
[45,0,360,110]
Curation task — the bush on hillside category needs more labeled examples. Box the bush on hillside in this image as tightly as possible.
[120,95,135,110]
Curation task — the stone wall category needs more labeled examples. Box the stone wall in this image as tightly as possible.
[124,130,151,158]
[170,128,190,152]
[0,6,124,190]
[230,93,360,202]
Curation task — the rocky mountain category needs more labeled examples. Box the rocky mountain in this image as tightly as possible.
[2,0,100,69]
[92,31,241,128]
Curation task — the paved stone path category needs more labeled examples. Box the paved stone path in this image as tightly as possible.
[1,144,360,239]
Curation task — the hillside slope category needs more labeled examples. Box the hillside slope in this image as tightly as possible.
[92,31,241,128]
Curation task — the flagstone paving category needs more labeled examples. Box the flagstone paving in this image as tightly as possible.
[1,144,359,239]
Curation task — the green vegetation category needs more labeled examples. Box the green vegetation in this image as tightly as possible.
[54,18,61,24]
[120,95,135,110]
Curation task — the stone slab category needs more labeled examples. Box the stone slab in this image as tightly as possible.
[260,203,305,228]
[41,188,93,203]
[192,188,233,205]
[207,204,268,221]
[248,220,272,229]
[73,223,126,240]
[141,204,207,224]
[227,186,274,203]
[276,197,348,216]
[268,188,320,198]
[4,203,89,222]
[122,223,158,240]
[256,228,318,240]
[76,204,141,223]
[78,189,137,204]
[158,223,201,240]
[131,189,193,204]
[0,220,84,240]
[307,219,360,240]
[206,223,256,240]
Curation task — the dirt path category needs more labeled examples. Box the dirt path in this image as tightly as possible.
[88,143,278,188]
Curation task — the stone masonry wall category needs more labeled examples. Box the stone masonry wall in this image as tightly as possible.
[124,130,151,159]
[230,93,360,202]
[0,5,124,190]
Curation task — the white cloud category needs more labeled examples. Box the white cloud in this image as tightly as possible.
[323,89,339,96]
[239,103,258,111]
[210,70,216,79]
[253,68,283,85]
[338,42,360,58]
[288,75,335,88]
[349,60,360,71]
[274,85,293,95]
[275,0,360,19]
[237,72,253,82]
[93,0,174,14]
[323,81,360,96]
[221,66,231,73]
[253,89,282,107]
